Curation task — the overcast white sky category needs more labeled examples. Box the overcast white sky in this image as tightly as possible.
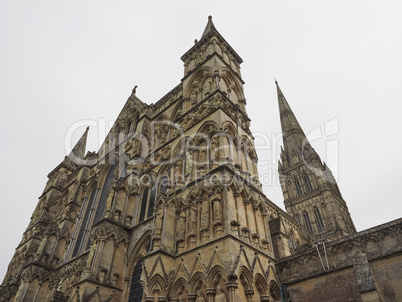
[1,0,401,281]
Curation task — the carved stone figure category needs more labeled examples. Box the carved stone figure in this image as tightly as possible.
[175,158,183,183]
[177,211,186,240]
[200,199,209,231]
[198,142,207,169]
[106,187,115,212]
[195,290,205,302]
[215,285,227,302]
[203,80,211,95]
[188,206,198,236]
[211,136,220,164]
[213,199,223,225]
[154,209,164,238]
[185,151,194,176]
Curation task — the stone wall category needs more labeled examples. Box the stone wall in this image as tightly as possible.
[276,218,402,301]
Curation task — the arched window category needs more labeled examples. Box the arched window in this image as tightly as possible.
[147,183,157,218]
[289,232,295,250]
[295,180,303,196]
[160,175,169,195]
[304,175,313,192]
[71,188,98,258]
[138,188,149,223]
[303,211,313,233]
[128,258,144,302]
[314,207,324,232]
[138,178,160,223]
[93,164,116,225]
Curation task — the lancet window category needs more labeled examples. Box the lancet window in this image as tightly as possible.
[128,258,144,302]
[303,211,313,233]
[314,207,324,232]
[295,180,303,196]
[304,175,313,192]
[138,178,158,223]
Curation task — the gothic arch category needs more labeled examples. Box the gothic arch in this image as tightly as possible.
[171,97,185,121]
[236,266,253,290]
[254,273,268,296]
[189,271,207,292]
[184,67,214,98]
[147,274,167,297]
[220,67,245,101]
[268,280,281,302]
[127,230,153,272]
[207,265,228,288]
[170,277,190,299]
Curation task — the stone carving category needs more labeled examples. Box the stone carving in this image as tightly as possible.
[105,186,115,213]
[195,290,205,302]
[213,200,223,226]
[154,209,164,239]
[215,285,227,302]
[195,50,204,64]
[203,80,211,95]
[198,142,207,171]
[185,151,194,176]
[177,211,186,241]
[200,199,210,231]
[188,206,198,236]
[353,251,375,293]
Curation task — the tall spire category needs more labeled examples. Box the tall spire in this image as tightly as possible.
[64,126,89,166]
[276,80,308,161]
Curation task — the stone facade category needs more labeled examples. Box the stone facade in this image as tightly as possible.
[1,16,401,302]
[277,218,402,301]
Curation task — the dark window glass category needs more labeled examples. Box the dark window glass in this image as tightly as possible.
[160,176,169,195]
[72,188,97,258]
[147,183,157,218]
[314,208,324,232]
[138,188,149,223]
[304,212,313,233]
[128,259,144,302]
[93,165,116,225]
[295,180,302,196]
[305,176,313,191]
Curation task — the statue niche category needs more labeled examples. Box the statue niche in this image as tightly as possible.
[212,190,224,236]
[187,205,198,248]
[153,208,164,248]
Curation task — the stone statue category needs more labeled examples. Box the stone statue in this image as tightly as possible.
[106,187,115,212]
[154,209,164,238]
[175,158,183,183]
[215,285,227,302]
[189,206,198,236]
[195,290,205,302]
[198,142,207,169]
[177,211,186,240]
[203,80,211,95]
[185,151,193,176]
[200,199,209,231]
[213,199,223,225]
[211,136,220,164]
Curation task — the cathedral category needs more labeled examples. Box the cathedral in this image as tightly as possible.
[1,16,401,302]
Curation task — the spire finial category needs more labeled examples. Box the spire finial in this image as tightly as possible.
[201,15,216,39]
[275,78,278,85]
